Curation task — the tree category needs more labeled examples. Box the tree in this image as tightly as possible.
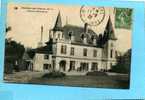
[5,39,25,73]
[111,49,131,74]
[27,48,35,59]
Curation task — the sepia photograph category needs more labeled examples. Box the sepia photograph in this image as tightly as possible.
[4,3,132,89]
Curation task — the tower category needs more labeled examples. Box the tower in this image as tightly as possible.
[37,25,44,47]
[49,11,63,42]
[103,16,117,70]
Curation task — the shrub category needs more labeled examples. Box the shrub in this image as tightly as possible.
[110,65,130,74]
[42,71,66,78]
[86,71,108,76]
[4,63,13,74]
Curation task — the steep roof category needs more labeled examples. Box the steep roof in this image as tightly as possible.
[62,24,98,46]
[104,16,117,40]
[53,11,63,31]
[35,46,53,54]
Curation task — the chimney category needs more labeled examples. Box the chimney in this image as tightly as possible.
[37,25,43,47]
[69,31,75,42]
[41,25,43,42]
[84,23,89,33]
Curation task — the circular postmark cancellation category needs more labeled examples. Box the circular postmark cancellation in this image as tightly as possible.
[80,5,105,26]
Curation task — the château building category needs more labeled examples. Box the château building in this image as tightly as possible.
[32,12,118,73]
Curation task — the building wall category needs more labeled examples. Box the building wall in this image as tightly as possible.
[54,56,102,72]
[33,53,52,71]
[54,41,103,71]
[33,40,117,72]
[56,42,102,60]
[102,40,117,70]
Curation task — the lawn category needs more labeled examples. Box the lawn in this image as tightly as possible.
[4,71,129,89]
[29,75,129,89]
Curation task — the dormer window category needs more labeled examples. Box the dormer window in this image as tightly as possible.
[81,33,87,44]
[81,34,85,40]
[68,31,73,39]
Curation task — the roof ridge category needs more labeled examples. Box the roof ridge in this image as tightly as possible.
[63,24,96,34]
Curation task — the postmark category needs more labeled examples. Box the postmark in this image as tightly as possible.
[80,5,105,26]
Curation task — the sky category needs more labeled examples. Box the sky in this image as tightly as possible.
[6,3,132,52]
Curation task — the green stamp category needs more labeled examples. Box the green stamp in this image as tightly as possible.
[115,8,132,29]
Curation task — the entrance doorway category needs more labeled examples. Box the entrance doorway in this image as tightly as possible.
[80,62,89,72]
[91,63,98,71]
[69,61,75,71]
[59,60,66,71]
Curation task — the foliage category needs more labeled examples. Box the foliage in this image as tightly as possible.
[86,71,108,76]
[42,71,66,78]
[27,48,35,59]
[5,39,25,72]
[110,49,131,74]
[5,39,25,59]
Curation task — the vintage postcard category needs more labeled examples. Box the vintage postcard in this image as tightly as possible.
[4,3,132,89]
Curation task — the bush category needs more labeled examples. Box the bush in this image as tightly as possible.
[86,71,108,76]
[4,63,13,74]
[110,65,130,74]
[42,71,66,78]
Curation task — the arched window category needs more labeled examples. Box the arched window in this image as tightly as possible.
[110,49,113,58]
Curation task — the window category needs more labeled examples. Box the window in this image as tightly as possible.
[83,48,87,56]
[80,62,89,71]
[81,34,84,40]
[43,64,51,70]
[58,33,60,39]
[61,45,67,54]
[43,64,49,70]
[110,49,113,58]
[68,31,73,37]
[91,63,98,71]
[69,61,75,71]
[93,50,97,57]
[44,55,49,59]
[70,47,75,56]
